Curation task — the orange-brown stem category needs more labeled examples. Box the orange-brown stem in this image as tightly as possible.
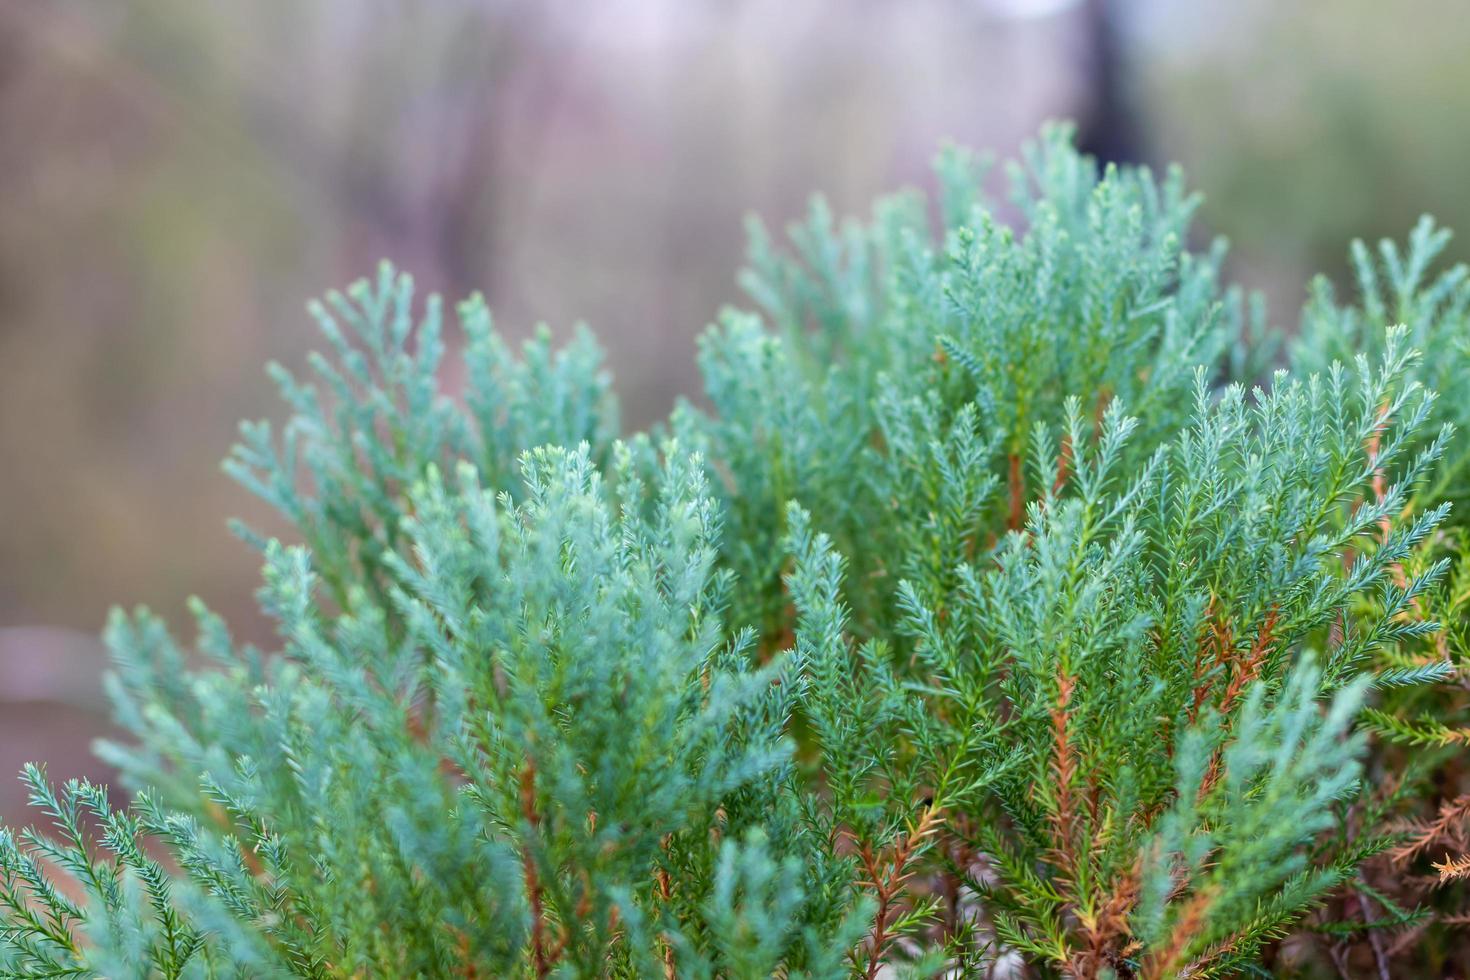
[1368,401,1392,541]
[519,762,560,979]
[857,804,944,980]
[1198,610,1278,802]
[1008,453,1025,531]
[1053,434,1074,497]
[1048,670,1080,885]
[1069,868,1141,979]
[1139,887,1212,980]
[1390,794,1470,866]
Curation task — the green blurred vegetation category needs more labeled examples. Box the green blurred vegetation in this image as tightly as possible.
[1138,0,1470,312]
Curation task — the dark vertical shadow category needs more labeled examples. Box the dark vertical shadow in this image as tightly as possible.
[1073,0,1146,168]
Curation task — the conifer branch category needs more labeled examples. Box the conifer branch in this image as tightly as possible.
[4,124,1469,977]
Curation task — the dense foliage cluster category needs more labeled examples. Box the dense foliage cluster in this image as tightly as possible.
[5,125,1470,977]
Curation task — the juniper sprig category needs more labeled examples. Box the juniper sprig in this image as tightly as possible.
[6,125,1470,978]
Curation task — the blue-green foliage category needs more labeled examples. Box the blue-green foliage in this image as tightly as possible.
[223,266,617,606]
[1295,215,1470,509]
[1134,660,1371,975]
[688,125,1268,641]
[2,126,1464,978]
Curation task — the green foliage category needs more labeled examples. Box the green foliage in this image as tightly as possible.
[691,125,1268,641]
[1295,214,1470,509]
[5,126,1470,977]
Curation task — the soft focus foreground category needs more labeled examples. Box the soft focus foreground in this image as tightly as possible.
[4,123,1470,974]
[4,2,1470,975]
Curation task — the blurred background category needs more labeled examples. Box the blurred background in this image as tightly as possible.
[3,0,1470,825]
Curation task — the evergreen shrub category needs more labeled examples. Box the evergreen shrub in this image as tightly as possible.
[5,125,1470,977]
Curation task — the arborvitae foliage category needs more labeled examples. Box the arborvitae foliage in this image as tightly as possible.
[5,124,1470,977]
[1289,217,1470,970]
